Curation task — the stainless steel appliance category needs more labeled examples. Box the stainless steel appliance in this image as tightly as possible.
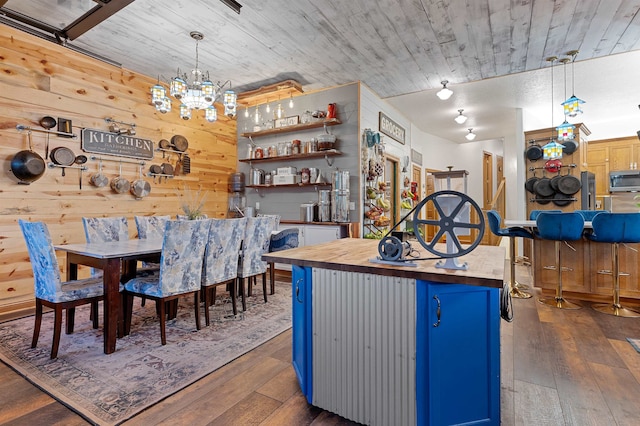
[609,170,640,192]
[610,192,639,213]
[580,171,596,210]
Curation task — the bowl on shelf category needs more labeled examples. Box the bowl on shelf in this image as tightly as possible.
[317,133,336,150]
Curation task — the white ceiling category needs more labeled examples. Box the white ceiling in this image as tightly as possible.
[2,0,640,143]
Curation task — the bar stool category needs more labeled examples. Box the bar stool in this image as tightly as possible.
[585,212,640,317]
[535,212,584,309]
[575,209,602,222]
[487,210,533,299]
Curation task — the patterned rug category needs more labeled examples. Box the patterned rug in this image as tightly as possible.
[627,338,640,354]
[0,282,292,425]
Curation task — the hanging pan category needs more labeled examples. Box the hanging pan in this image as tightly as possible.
[171,134,189,152]
[550,173,563,192]
[131,164,151,199]
[10,132,46,184]
[552,192,574,207]
[557,172,581,195]
[533,174,555,198]
[525,141,543,161]
[110,162,130,194]
[562,139,578,155]
[525,173,539,194]
[49,146,75,176]
[90,158,109,188]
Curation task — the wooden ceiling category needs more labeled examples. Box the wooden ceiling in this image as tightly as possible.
[2,0,640,141]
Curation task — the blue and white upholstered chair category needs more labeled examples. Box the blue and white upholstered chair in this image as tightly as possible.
[268,228,300,295]
[201,217,247,325]
[122,219,211,345]
[134,215,171,239]
[18,220,104,359]
[82,216,130,277]
[237,216,278,311]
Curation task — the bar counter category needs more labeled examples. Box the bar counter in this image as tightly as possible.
[263,238,504,426]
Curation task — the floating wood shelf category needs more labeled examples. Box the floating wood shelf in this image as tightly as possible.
[246,183,331,189]
[240,118,341,138]
[239,149,341,163]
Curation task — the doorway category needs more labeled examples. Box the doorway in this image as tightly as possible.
[483,151,494,209]
[385,155,399,226]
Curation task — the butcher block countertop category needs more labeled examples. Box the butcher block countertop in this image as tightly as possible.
[263,238,505,288]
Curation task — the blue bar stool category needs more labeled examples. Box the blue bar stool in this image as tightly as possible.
[585,212,640,317]
[575,209,602,222]
[487,210,533,299]
[535,212,584,309]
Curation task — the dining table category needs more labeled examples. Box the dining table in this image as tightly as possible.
[54,238,162,354]
[504,219,593,229]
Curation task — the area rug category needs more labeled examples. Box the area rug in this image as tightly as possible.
[0,282,292,425]
[627,338,640,354]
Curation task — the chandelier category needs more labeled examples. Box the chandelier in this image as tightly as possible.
[150,31,237,122]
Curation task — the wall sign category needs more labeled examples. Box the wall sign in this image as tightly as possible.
[379,112,405,144]
[411,148,423,166]
[81,128,154,160]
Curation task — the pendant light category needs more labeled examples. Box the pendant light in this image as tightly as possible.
[562,50,585,117]
[454,109,467,124]
[289,92,294,109]
[436,80,453,100]
[544,56,564,160]
[556,57,575,142]
[465,128,476,141]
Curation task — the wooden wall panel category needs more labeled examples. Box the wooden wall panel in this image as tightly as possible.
[0,25,237,313]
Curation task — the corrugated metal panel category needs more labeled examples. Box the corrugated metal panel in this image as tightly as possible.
[312,268,416,426]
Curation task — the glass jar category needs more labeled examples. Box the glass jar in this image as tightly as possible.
[301,168,310,184]
[254,147,264,159]
[301,110,312,124]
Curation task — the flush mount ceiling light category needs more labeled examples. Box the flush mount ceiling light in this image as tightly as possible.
[436,80,453,100]
[454,109,468,124]
[465,128,476,141]
[150,31,237,122]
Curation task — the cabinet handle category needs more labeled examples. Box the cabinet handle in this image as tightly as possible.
[433,295,441,327]
[295,278,304,303]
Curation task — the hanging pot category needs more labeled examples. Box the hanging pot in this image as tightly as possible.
[557,174,581,195]
[110,163,130,194]
[525,142,543,161]
[525,175,539,193]
[158,139,171,150]
[533,177,555,197]
[562,139,579,154]
[536,194,554,205]
[74,155,88,190]
[171,135,189,152]
[90,159,109,188]
[552,192,573,207]
[39,116,56,160]
[149,164,162,174]
[10,133,45,184]
[131,165,151,199]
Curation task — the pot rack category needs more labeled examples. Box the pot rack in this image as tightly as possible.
[47,162,87,171]
[529,197,577,203]
[90,155,146,166]
[528,163,577,172]
[16,124,77,139]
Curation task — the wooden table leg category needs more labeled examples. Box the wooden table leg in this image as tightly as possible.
[103,258,121,354]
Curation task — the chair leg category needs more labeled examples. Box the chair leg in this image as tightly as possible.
[539,240,581,309]
[239,277,247,311]
[66,307,76,334]
[51,306,63,359]
[229,281,238,316]
[262,272,268,303]
[202,286,211,327]
[91,301,99,329]
[269,262,275,295]
[123,292,135,336]
[593,243,640,317]
[508,237,531,299]
[158,300,167,345]
[31,299,43,349]
[194,292,201,331]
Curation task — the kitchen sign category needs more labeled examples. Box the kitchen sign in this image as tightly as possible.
[379,112,405,144]
[81,128,154,160]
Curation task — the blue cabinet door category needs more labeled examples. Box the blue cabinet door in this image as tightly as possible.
[416,281,500,425]
[291,265,313,403]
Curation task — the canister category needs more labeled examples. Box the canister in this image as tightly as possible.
[318,190,331,222]
[300,202,317,222]
[301,168,310,184]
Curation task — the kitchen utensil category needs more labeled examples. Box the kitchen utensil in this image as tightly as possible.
[557,173,581,195]
[161,162,173,182]
[562,139,578,154]
[131,164,151,199]
[317,133,337,150]
[171,134,189,152]
[90,159,108,187]
[544,159,562,173]
[250,168,265,185]
[525,141,543,161]
[39,116,56,159]
[525,173,539,193]
[552,192,573,206]
[158,139,171,149]
[149,164,162,174]
[182,153,191,174]
[49,146,75,176]
[549,173,563,192]
[300,202,317,222]
[110,162,130,194]
[74,155,87,189]
[10,132,46,184]
[533,175,554,197]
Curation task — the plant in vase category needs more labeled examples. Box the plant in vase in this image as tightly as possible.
[179,186,208,219]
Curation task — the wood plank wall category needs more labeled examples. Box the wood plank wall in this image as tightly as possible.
[0,25,237,313]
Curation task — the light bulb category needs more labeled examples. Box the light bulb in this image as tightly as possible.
[289,94,294,108]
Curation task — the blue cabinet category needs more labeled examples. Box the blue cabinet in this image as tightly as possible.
[291,265,313,403]
[416,281,500,425]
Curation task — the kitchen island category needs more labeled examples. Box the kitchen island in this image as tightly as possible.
[263,238,505,426]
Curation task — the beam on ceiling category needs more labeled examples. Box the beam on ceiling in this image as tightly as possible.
[63,0,135,40]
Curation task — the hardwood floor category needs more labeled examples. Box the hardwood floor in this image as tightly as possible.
[2,264,640,425]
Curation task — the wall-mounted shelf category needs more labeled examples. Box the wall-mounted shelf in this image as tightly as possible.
[240,118,341,138]
[246,183,331,189]
[239,150,341,164]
